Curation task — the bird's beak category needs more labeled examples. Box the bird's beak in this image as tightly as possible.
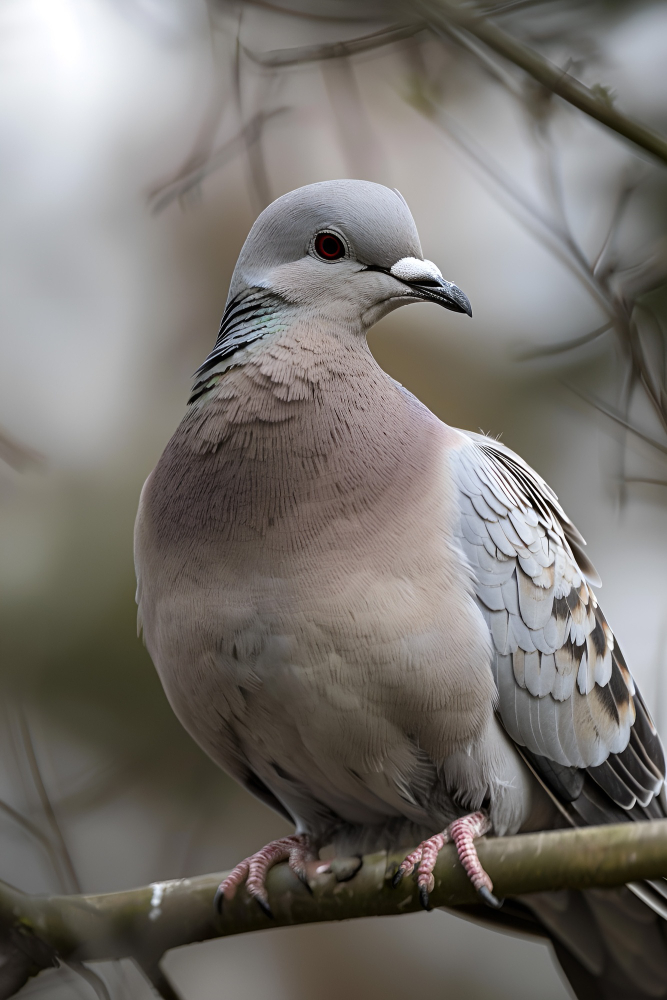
[404,275,472,316]
[385,257,472,317]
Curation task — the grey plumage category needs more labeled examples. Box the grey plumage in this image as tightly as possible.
[135,179,667,999]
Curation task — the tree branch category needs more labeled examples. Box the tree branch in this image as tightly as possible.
[415,0,667,167]
[242,22,424,68]
[242,1,667,168]
[3,821,667,998]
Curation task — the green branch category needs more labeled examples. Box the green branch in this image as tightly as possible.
[3,821,667,998]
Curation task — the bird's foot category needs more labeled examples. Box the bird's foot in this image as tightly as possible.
[214,834,315,917]
[392,811,501,911]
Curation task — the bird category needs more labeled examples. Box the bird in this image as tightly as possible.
[135,179,667,999]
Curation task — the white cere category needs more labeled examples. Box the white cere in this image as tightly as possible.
[389,257,443,282]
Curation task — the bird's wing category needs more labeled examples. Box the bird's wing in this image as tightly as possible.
[450,430,665,813]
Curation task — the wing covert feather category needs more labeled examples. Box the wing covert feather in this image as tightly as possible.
[450,431,664,811]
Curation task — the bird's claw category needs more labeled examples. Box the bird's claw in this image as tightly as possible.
[391,867,406,888]
[254,895,275,919]
[294,868,314,894]
[213,834,313,917]
[477,885,503,909]
[419,884,432,911]
[392,811,496,909]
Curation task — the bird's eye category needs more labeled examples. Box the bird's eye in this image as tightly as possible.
[314,232,346,261]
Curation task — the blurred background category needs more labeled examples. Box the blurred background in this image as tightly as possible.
[2,0,667,997]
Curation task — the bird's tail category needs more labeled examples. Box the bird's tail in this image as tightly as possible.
[455,883,667,1000]
[527,885,667,999]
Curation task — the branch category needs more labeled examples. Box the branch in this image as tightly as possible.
[242,22,424,68]
[566,384,667,458]
[0,427,43,471]
[147,108,288,213]
[242,1,667,167]
[3,821,667,998]
[415,0,667,167]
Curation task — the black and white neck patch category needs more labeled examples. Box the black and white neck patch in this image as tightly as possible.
[189,288,291,404]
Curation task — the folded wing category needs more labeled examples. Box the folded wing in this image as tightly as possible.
[450,431,665,815]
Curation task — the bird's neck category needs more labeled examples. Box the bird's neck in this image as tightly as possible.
[185,316,394,449]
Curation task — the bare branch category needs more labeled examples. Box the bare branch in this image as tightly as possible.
[592,174,643,276]
[3,820,667,1000]
[414,0,667,167]
[242,1,667,166]
[0,429,43,472]
[566,383,667,458]
[514,322,613,360]
[239,0,388,23]
[0,800,62,867]
[148,109,288,214]
[243,22,424,68]
[17,712,81,896]
[624,477,667,488]
[406,90,613,315]
[321,56,382,179]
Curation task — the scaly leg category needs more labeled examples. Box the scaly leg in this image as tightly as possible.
[393,811,501,910]
[214,834,315,918]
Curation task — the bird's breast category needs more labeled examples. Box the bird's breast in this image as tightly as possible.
[135,360,496,800]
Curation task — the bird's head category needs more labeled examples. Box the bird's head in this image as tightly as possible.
[232,178,471,324]
[191,179,471,399]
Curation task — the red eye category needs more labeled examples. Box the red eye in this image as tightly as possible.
[314,232,346,260]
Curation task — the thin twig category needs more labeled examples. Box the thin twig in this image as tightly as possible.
[0,708,74,891]
[624,477,667,487]
[0,428,44,471]
[514,322,612,360]
[239,0,388,23]
[408,91,613,314]
[17,711,82,895]
[592,175,642,275]
[0,800,60,862]
[415,0,667,166]
[146,9,232,216]
[233,15,273,211]
[321,56,382,179]
[243,22,424,68]
[148,108,288,213]
[566,383,667,458]
[409,68,667,455]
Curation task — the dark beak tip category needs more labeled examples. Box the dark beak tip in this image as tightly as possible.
[435,279,472,319]
[452,285,472,318]
[451,296,472,318]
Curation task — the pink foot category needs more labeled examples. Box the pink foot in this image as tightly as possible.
[214,834,315,917]
[393,811,501,910]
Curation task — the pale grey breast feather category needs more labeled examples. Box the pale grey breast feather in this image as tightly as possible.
[450,431,665,810]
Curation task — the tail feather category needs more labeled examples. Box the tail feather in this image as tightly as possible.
[524,890,605,975]
[628,880,667,920]
[457,889,667,1000]
[486,744,667,997]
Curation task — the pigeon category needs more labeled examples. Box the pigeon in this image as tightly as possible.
[135,179,667,999]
